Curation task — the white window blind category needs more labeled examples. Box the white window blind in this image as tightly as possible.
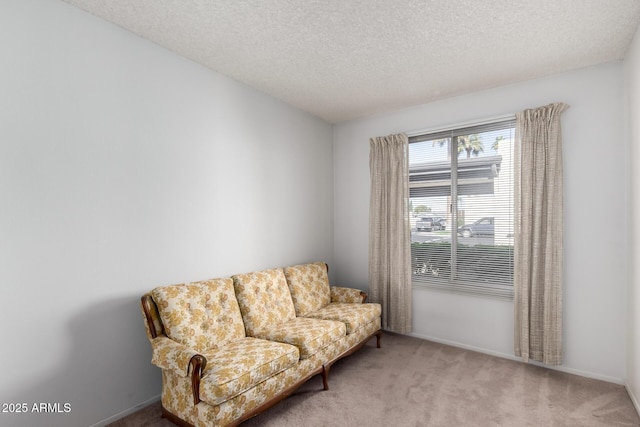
[409,117,515,299]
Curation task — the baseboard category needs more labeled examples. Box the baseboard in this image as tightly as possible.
[408,332,625,385]
[626,383,640,417]
[408,331,517,361]
[88,394,160,427]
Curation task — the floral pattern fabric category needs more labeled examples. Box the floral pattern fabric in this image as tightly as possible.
[162,369,199,425]
[151,278,246,353]
[232,268,297,336]
[151,335,203,377]
[280,262,380,335]
[196,350,327,427]
[330,286,366,303]
[251,317,345,359]
[199,337,298,406]
[283,262,331,316]
[306,302,382,335]
[333,316,382,356]
[195,321,381,427]
[141,262,382,427]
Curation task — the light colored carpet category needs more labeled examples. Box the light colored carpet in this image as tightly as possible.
[109,333,640,426]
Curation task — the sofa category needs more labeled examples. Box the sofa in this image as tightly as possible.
[140,262,382,427]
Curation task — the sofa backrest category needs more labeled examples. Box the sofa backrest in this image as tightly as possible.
[232,268,296,336]
[283,262,331,316]
[150,278,245,352]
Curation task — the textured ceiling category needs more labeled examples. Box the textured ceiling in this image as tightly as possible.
[62,0,640,123]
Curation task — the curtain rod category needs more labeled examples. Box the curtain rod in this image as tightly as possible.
[406,113,516,138]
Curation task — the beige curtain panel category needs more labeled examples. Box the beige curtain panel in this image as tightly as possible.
[514,102,569,365]
[369,133,412,334]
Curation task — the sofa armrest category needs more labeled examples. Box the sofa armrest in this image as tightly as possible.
[151,335,207,377]
[151,336,208,405]
[330,286,367,303]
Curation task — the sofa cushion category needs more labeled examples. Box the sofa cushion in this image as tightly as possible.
[151,278,245,352]
[199,337,299,406]
[305,303,382,335]
[330,286,366,303]
[251,317,346,359]
[283,262,331,316]
[232,268,297,336]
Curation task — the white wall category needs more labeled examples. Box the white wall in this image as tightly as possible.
[0,1,333,426]
[626,23,640,411]
[333,63,627,383]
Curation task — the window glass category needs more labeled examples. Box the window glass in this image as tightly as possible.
[409,118,515,298]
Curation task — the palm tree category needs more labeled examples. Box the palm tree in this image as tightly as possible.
[457,134,484,158]
[492,135,504,151]
[433,134,484,158]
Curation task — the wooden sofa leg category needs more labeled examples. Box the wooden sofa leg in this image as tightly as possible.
[376,330,382,348]
[322,365,330,390]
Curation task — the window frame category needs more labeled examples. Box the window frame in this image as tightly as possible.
[408,115,516,300]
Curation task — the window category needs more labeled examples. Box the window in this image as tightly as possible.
[409,117,515,299]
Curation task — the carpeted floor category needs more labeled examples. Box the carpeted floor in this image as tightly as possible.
[109,333,640,426]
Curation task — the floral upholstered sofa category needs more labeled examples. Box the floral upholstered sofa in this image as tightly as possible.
[140,262,382,427]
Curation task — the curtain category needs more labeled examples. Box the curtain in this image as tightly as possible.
[514,102,569,365]
[369,133,412,334]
